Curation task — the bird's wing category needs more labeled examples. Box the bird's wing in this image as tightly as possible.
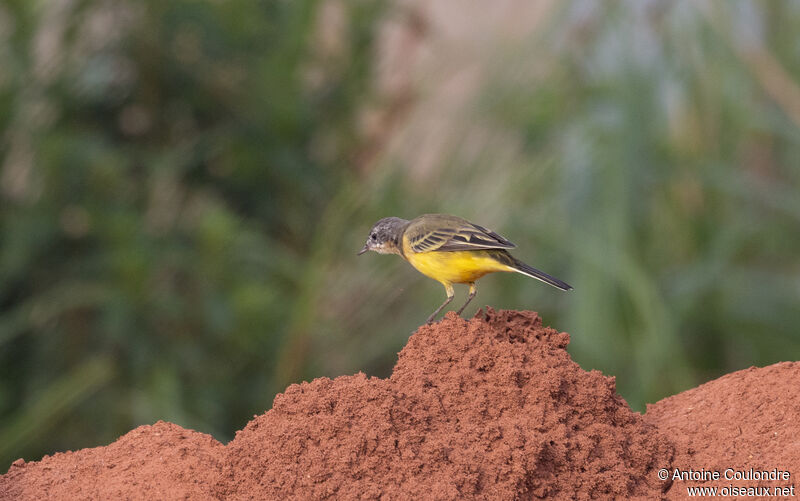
[405,214,516,253]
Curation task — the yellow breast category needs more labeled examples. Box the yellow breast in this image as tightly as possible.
[403,244,511,285]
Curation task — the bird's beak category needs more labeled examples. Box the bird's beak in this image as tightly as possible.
[357,244,369,256]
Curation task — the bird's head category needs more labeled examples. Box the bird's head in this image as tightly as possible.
[358,217,408,256]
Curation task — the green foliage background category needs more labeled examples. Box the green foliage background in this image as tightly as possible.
[1,1,799,470]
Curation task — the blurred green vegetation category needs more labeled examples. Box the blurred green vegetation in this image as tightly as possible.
[2,0,799,471]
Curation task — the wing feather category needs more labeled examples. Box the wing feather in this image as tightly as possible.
[405,215,516,253]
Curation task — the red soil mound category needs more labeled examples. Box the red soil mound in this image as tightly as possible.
[216,309,672,499]
[1,309,798,500]
[645,361,800,499]
[0,422,223,500]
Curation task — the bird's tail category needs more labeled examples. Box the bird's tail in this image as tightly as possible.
[509,258,573,291]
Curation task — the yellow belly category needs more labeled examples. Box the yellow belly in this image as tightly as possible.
[404,249,511,285]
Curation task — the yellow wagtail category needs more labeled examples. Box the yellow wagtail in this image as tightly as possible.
[358,213,572,323]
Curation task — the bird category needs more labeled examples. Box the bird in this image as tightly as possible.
[357,213,572,324]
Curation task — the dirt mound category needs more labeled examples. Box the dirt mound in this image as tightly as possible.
[2,309,798,500]
[216,309,672,499]
[646,361,800,499]
[0,421,223,501]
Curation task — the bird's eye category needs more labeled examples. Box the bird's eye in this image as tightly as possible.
[370,233,377,241]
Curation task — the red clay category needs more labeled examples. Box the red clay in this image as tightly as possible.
[1,309,797,500]
[0,421,223,500]
[645,361,800,499]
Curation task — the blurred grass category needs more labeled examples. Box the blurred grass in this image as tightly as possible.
[2,0,800,470]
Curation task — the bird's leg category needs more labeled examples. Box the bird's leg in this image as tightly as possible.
[426,283,455,324]
[456,282,477,316]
